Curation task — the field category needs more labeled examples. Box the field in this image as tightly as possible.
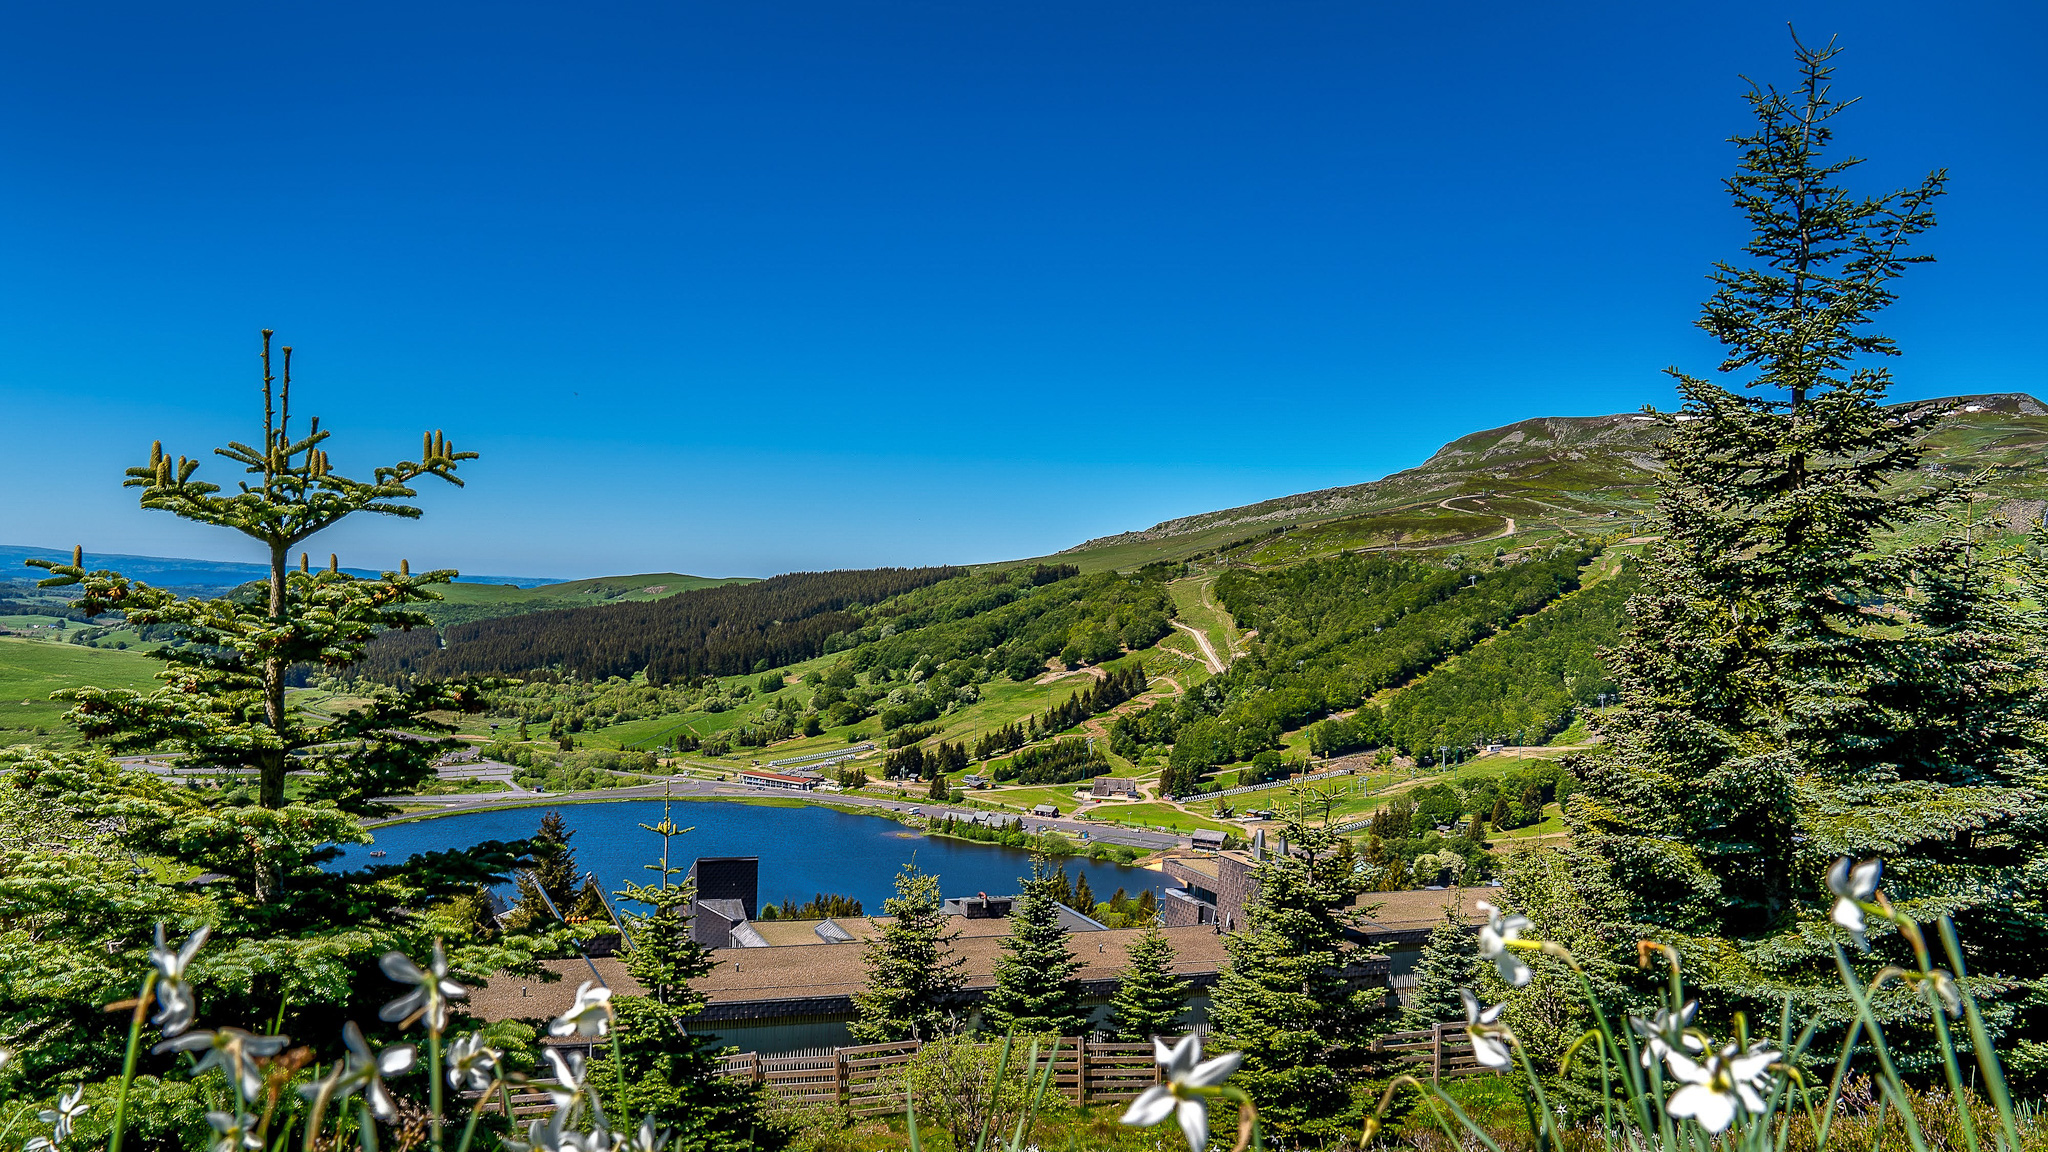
[421,571,755,625]
[0,637,163,746]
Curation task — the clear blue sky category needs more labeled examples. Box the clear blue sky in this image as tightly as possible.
[1,2,2040,579]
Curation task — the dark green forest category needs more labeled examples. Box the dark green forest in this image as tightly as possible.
[352,566,963,682]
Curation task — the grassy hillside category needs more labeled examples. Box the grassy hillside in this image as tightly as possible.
[421,571,754,625]
[1014,392,2048,575]
[0,637,161,746]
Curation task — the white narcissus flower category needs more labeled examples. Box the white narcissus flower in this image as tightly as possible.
[41,1084,89,1143]
[1476,901,1534,987]
[149,923,210,1037]
[1827,858,1882,951]
[322,1021,417,1122]
[206,1110,263,1152]
[1664,1042,1779,1134]
[1628,1001,1702,1069]
[1120,1034,1243,1152]
[549,982,614,1039]
[1460,990,1513,1069]
[446,1032,503,1091]
[380,940,469,1033]
[155,1028,291,1101]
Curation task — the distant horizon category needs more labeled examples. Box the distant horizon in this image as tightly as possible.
[3,2,2039,577]
[9,384,2042,583]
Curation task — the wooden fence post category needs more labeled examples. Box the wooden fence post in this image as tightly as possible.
[1075,1039,1089,1105]
[836,1049,849,1104]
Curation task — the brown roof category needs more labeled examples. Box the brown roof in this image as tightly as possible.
[1351,887,1488,936]
[465,924,1229,1024]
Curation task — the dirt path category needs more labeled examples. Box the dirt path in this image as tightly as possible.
[1437,495,1516,540]
[1170,620,1226,674]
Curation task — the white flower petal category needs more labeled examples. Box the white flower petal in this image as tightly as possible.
[1175,1097,1210,1152]
[1122,1085,1176,1127]
[1831,898,1865,933]
[1471,1033,1512,1069]
[380,1044,417,1075]
[1736,1082,1766,1114]
[1185,1052,1241,1088]
[1663,1049,1708,1085]
[1668,1084,1735,1134]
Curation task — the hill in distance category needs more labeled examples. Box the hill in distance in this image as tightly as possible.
[0,544,567,595]
[1030,392,2048,573]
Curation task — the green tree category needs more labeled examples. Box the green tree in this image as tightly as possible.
[1207,821,1391,1140]
[595,803,782,1152]
[1107,925,1191,1041]
[1572,36,2048,1060]
[1400,908,1480,1029]
[29,331,478,811]
[850,861,965,1043]
[982,857,1088,1037]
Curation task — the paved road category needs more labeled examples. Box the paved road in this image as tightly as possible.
[108,753,1186,851]
[364,772,1185,851]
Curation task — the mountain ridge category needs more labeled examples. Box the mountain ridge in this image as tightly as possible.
[1054,391,2048,568]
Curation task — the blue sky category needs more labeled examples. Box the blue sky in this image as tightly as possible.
[1,2,2040,579]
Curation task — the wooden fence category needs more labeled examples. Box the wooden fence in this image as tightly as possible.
[714,1038,1161,1115]
[1371,1024,1492,1080]
[486,1029,1486,1120]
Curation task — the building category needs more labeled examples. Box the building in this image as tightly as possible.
[1090,777,1139,799]
[687,856,761,947]
[467,919,1230,1054]
[1189,829,1227,851]
[1032,803,1059,818]
[960,774,990,789]
[737,769,818,791]
[1159,847,1487,1000]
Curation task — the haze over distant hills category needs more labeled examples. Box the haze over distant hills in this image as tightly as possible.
[8,393,2044,601]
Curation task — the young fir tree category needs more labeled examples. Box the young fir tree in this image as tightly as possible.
[1400,907,1481,1029]
[1571,36,2048,1052]
[850,860,966,1043]
[982,857,1089,1036]
[1206,821,1391,1141]
[926,763,947,801]
[1108,924,1192,1042]
[502,809,581,932]
[597,802,783,1152]
[29,331,481,814]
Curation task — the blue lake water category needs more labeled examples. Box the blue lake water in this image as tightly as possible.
[328,799,1164,911]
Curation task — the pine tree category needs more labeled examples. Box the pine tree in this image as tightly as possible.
[29,331,478,813]
[1070,871,1095,913]
[596,802,783,1152]
[1572,36,2048,1052]
[927,766,946,800]
[850,861,966,1043]
[501,809,579,932]
[1207,820,1391,1141]
[1108,924,1192,1041]
[1400,908,1480,1029]
[982,857,1089,1036]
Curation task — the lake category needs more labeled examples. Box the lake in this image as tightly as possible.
[328,798,1165,912]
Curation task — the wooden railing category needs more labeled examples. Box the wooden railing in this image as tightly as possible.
[715,1038,1162,1115]
[1371,1024,1492,1080]
[486,1029,1487,1121]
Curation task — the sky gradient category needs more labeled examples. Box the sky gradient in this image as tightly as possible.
[1,1,2041,579]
